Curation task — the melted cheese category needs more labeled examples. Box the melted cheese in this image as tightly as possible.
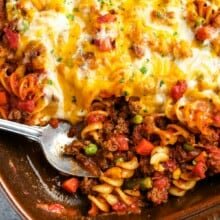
[7,0,220,123]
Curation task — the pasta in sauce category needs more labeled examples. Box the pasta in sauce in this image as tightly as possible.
[0,0,220,217]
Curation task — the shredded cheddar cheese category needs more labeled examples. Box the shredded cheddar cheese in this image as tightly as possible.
[3,0,220,123]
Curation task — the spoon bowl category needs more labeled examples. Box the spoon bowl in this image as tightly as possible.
[0,119,94,177]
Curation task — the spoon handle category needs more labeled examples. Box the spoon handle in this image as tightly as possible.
[0,119,42,141]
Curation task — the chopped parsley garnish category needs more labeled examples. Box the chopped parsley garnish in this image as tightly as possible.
[140,66,148,75]
[119,78,125,83]
[66,14,74,21]
[73,7,79,12]
[57,57,63,62]
[123,91,129,96]
[20,20,29,33]
[173,31,178,36]
[143,108,148,113]
[195,17,204,27]
[47,79,53,85]
[156,11,163,18]
[159,80,165,87]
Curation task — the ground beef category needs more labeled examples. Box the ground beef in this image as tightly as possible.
[103,134,128,152]
[155,117,170,130]
[139,157,154,175]
[163,159,177,173]
[205,145,220,174]
[64,140,85,155]
[132,124,146,145]
[103,120,114,136]
[114,117,129,134]
[199,129,220,146]
[174,145,201,163]
[0,0,5,30]
[147,174,170,204]
[80,177,98,195]
[128,96,141,114]
[75,154,100,176]
[94,152,110,170]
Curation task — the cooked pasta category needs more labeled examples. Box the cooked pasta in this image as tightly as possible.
[1,0,220,217]
[63,96,220,216]
[87,157,141,214]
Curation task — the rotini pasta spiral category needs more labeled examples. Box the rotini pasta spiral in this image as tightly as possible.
[88,157,141,214]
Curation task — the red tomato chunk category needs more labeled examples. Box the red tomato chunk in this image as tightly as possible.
[192,161,207,179]
[87,113,106,124]
[115,135,129,151]
[135,139,154,156]
[0,91,7,105]
[62,177,79,193]
[3,27,19,49]
[195,26,215,41]
[94,38,114,52]
[97,14,116,23]
[112,202,127,212]
[17,100,35,113]
[170,80,187,101]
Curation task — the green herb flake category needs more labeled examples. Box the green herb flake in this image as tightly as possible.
[140,66,148,74]
[159,80,165,87]
[156,11,163,18]
[57,57,63,62]
[123,91,129,96]
[143,108,148,113]
[119,78,125,83]
[66,14,74,21]
[47,79,53,85]
[21,20,29,32]
[73,7,79,12]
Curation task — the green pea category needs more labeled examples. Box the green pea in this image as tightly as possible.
[84,143,98,155]
[140,177,152,190]
[124,179,140,189]
[183,143,194,152]
[132,115,143,124]
[115,157,124,163]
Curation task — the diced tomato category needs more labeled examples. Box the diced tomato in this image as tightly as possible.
[0,91,7,105]
[48,204,65,214]
[88,203,98,217]
[17,100,35,113]
[97,14,116,23]
[115,134,129,151]
[213,113,220,125]
[3,27,19,49]
[62,178,79,193]
[112,202,127,212]
[163,159,177,172]
[94,38,114,52]
[170,80,187,101]
[195,151,206,162]
[195,26,215,41]
[153,176,170,189]
[192,161,206,179]
[135,139,154,156]
[49,118,59,128]
[86,113,106,124]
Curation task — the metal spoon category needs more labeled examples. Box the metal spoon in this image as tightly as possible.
[0,119,94,177]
